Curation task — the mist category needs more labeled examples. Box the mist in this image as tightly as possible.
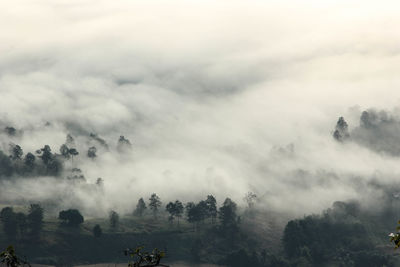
[1,0,400,217]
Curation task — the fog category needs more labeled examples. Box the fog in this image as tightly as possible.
[1,0,400,217]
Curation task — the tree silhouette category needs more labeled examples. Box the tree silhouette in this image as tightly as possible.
[134,198,147,217]
[87,146,97,159]
[149,194,162,219]
[58,209,84,227]
[93,224,102,238]
[27,204,44,237]
[109,210,119,229]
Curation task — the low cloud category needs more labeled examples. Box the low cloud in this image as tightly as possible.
[1,0,400,217]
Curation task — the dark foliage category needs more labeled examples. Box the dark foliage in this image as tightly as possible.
[134,198,147,217]
[93,224,102,238]
[58,209,84,227]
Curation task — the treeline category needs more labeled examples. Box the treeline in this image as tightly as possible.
[0,204,44,241]
[281,201,396,267]
[0,130,132,179]
[131,194,238,232]
[2,199,397,267]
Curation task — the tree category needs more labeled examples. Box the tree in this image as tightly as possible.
[0,151,13,177]
[0,207,17,241]
[166,202,176,224]
[185,201,207,231]
[196,200,208,223]
[15,212,27,238]
[38,145,52,165]
[9,144,23,160]
[96,177,104,187]
[185,202,196,230]
[205,195,217,223]
[87,146,97,159]
[333,116,350,142]
[68,148,79,161]
[117,136,132,152]
[134,198,147,217]
[219,198,238,231]
[24,153,35,168]
[58,209,84,227]
[149,194,162,219]
[109,210,119,229]
[59,144,70,159]
[174,200,184,226]
[27,204,44,237]
[93,224,102,238]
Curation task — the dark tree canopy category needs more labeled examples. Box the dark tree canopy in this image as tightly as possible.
[109,210,119,229]
[134,198,147,217]
[93,224,102,238]
[166,200,184,225]
[0,207,18,240]
[333,116,350,142]
[205,195,217,222]
[219,198,238,230]
[87,146,97,159]
[60,144,70,159]
[0,151,13,177]
[27,204,44,237]
[58,209,84,227]
[24,152,35,168]
[149,193,162,218]
[9,144,23,160]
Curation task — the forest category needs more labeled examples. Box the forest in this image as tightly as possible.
[2,112,400,266]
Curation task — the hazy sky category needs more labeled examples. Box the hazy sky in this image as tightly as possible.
[1,0,400,216]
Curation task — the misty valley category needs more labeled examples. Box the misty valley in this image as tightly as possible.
[2,110,400,267]
[2,1,400,266]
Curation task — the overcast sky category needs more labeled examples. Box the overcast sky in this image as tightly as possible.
[1,0,400,216]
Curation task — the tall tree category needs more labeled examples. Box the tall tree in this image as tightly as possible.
[59,144,70,159]
[149,193,162,219]
[38,145,52,165]
[0,151,13,177]
[174,200,184,226]
[166,202,175,224]
[333,116,350,142]
[134,198,147,217]
[205,195,217,224]
[185,201,207,231]
[219,198,238,231]
[9,144,23,161]
[15,212,27,238]
[0,207,17,241]
[93,224,102,238]
[24,152,35,169]
[68,148,79,161]
[27,204,44,237]
[109,210,119,229]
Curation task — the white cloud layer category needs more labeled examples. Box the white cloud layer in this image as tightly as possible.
[1,0,400,216]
